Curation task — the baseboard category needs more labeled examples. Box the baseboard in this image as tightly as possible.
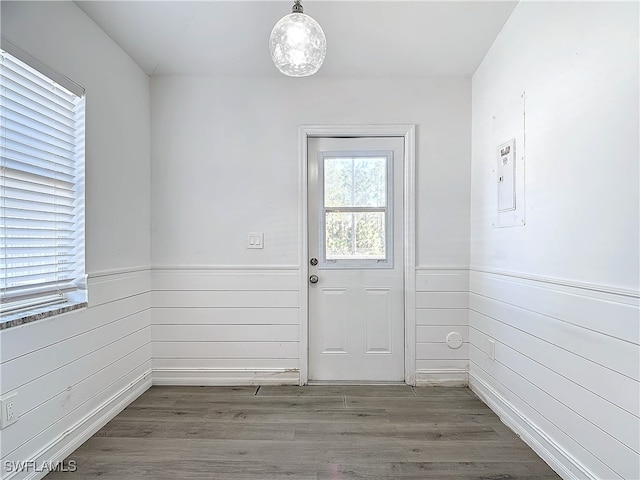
[152,368,300,386]
[13,370,152,480]
[415,368,468,386]
[469,372,595,480]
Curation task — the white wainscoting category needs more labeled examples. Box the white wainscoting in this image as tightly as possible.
[414,268,469,386]
[0,268,152,480]
[151,267,301,385]
[468,269,640,480]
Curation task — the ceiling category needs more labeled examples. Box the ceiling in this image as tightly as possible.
[75,1,517,77]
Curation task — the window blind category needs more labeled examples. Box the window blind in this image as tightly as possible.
[1,49,86,313]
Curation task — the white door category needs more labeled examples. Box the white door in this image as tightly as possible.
[308,136,404,382]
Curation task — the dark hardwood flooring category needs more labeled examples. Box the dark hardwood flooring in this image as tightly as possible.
[45,385,560,479]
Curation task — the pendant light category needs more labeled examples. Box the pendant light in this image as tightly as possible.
[269,0,327,77]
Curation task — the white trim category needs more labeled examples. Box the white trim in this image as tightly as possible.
[152,368,300,386]
[13,371,151,480]
[415,369,468,387]
[1,39,85,98]
[470,266,639,301]
[415,266,470,271]
[299,124,416,386]
[469,372,593,480]
[299,126,310,385]
[87,266,151,279]
[152,265,299,272]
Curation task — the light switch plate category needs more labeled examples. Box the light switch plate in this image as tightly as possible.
[248,232,264,249]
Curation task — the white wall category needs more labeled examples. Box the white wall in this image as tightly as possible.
[151,76,471,384]
[469,2,639,479]
[0,2,152,479]
[151,76,470,267]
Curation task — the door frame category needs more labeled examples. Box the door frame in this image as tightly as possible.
[299,125,416,385]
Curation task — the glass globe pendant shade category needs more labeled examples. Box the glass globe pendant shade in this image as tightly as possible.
[269,2,326,77]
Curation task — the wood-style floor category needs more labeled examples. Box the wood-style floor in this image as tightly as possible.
[45,385,560,479]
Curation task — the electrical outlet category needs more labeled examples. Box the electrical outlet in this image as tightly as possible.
[1,392,19,429]
[488,339,496,361]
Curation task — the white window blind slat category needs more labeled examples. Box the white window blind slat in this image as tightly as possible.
[4,206,75,219]
[3,175,76,197]
[2,254,73,265]
[4,145,76,173]
[0,161,75,185]
[2,188,76,207]
[1,77,76,121]
[1,86,76,129]
[2,99,76,134]
[1,245,75,256]
[2,198,75,216]
[1,49,86,314]
[5,215,75,228]
[3,126,76,158]
[3,114,75,144]
[2,60,77,108]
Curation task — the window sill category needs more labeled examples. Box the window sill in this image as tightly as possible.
[0,302,88,330]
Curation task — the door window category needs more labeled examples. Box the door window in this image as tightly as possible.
[318,151,393,269]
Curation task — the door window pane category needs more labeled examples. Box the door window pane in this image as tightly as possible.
[324,158,352,207]
[354,158,386,207]
[324,157,386,208]
[325,212,386,260]
[325,211,353,258]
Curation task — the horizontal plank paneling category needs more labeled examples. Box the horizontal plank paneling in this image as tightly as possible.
[149,269,302,385]
[88,268,151,307]
[470,295,639,381]
[152,358,299,371]
[416,326,469,343]
[471,345,637,480]
[153,341,299,359]
[415,270,469,292]
[414,270,469,378]
[470,368,620,480]
[0,292,150,363]
[152,369,299,386]
[2,310,150,393]
[153,307,299,325]
[470,328,638,451]
[152,325,299,343]
[415,308,467,326]
[0,268,152,480]
[469,270,640,480]
[470,270,639,342]
[152,269,300,291]
[416,292,468,309]
[416,343,469,360]
[151,290,299,308]
[469,309,638,414]
[415,359,469,371]
[4,362,152,475]
[1,326,150,414]
[1,345,152,459]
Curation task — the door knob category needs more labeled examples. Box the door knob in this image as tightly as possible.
[309,275,319,284]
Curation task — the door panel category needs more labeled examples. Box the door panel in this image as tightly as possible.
[364,288,392,353]
[319,288,348,353]
[308,136,404,382]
